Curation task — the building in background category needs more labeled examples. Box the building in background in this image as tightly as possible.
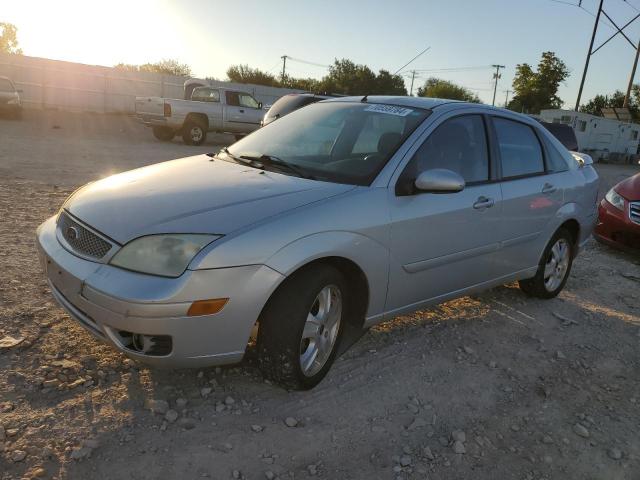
[539,109,640,163]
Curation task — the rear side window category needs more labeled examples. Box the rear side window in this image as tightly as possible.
[494,118,544,179]
[191,87,219,103]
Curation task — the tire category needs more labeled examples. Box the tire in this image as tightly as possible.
[182,120,207,146]
[152,126,175,141]
[257,265,348,390]
[518,228,574,299]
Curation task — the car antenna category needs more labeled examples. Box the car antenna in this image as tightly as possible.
[361,94,369,103]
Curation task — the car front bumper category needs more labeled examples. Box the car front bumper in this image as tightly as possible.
[594,199,640,250]
[36,215,284,367]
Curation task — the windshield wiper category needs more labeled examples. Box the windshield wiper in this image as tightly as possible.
[242,154,315,180]
[217,147,263,169]
[218,148,315,180]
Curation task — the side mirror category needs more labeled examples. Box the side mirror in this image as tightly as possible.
[258,102,263,109]
[414,168,465,193]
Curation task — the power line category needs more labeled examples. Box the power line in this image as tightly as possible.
[287,56,331,69]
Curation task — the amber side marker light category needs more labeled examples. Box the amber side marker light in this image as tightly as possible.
[187,298,228,316]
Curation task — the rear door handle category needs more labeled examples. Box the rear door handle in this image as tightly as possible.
[473,196,494,209]
[239,109,245,113]
[542,183,557,194]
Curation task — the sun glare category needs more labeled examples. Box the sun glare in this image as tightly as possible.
[3,1,191,69]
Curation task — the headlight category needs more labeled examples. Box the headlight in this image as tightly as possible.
[604,188,625,211]
[110,234,220,277]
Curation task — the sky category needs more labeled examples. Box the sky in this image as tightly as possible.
[3,0,640,106]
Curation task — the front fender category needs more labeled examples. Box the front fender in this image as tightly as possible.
[265,231,390,320]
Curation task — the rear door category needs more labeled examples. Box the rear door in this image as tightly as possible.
[190,87,223,130]
[386,113,503,313]
[491,116,563,274]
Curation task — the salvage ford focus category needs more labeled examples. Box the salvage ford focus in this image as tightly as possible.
[37,97,599,389]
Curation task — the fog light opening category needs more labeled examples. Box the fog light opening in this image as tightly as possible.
[116,330,172,356]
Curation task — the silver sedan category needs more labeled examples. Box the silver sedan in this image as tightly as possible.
[37,97,599,389]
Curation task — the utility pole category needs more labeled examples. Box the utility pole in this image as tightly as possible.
[280,55,288,83]
[624,37,640,107]
[491,65,505,106]
[409,70,417,96]
[504,89,512,108]
[575,0,604,111]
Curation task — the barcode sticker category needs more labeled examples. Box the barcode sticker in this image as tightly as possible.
[364,104,414,117]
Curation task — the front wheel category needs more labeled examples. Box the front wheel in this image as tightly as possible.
[182,121,207,146]
[257,265,347,390]
[519,228,574,298]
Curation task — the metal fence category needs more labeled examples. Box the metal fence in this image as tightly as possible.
[0,53,300,114]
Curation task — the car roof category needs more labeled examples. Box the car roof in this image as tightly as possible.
[323,95,463,110]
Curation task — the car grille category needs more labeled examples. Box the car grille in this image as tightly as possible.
[631,202,640,225]
[57,212,112,259]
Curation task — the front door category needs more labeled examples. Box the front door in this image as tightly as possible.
[386,114,503,314]
[225,91,262,132]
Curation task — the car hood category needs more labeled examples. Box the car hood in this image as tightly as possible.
[65,155,354,244]
[616,172,640,201]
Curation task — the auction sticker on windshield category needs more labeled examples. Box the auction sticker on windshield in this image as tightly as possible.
[364,104,413,117]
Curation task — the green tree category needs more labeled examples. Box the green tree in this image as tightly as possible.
[508,51,569,113]
[580,87,640,119]
[115,59,191,76]
[226,64,278,87]
[372,69,407,95]
[284,76,321,92]
[416,77,481,102]
[318,59,377,95]
[0,22,22,54]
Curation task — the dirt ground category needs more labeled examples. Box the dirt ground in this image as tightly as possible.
[1,110,640,480]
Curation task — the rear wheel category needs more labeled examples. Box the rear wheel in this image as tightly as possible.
[152,126,175,141]
[519,228,574,299]
[182,120,207,146]
[257,265,347,390]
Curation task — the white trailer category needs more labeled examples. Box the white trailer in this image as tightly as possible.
[539,109,640,162]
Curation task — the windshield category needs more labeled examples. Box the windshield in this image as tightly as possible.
[227,101,430,186]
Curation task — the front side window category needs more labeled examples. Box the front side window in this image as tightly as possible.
[239,93,260,109]
[191,87,219,103]
[0,78,14,92]
[399,115,490,188]
[494,117,544,179]
[225,91,240,106]
[225,102,430,186]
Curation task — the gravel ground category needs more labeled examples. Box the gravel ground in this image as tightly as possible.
[1,110,640,480]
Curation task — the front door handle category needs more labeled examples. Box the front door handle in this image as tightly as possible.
[239,109,245,113]
[473,196,494,209]
[542,183,557,194]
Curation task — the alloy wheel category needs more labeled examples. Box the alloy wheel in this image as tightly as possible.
[299,285,342,377]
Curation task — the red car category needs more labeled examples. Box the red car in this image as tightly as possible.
[594,172,640,250]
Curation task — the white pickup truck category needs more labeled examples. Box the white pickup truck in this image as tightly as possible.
[135,86,265,145]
